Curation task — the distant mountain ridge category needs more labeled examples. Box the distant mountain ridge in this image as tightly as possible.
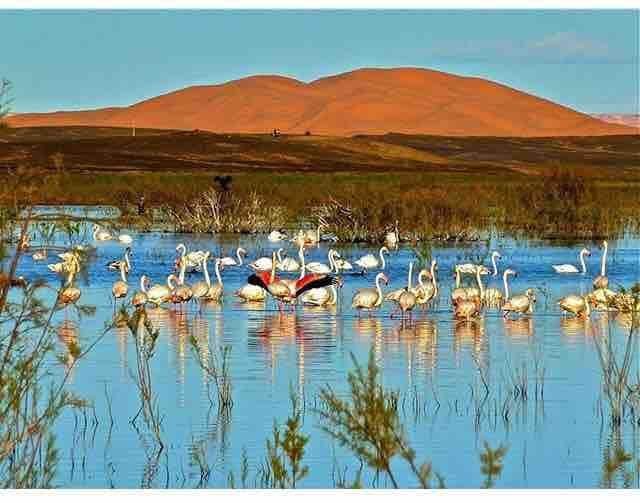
[8,67,635,137]
[593,114,640,129]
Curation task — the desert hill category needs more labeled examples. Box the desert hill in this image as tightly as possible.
[8,68,634,137]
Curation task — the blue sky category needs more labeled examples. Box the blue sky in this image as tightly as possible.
[1,10,638,113]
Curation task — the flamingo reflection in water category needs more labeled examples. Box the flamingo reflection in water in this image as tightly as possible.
[57,320,80,380]
[503,317,534,339]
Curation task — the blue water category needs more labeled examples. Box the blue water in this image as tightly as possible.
[8,226,640,488]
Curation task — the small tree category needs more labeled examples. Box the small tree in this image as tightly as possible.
[0,78,12,128]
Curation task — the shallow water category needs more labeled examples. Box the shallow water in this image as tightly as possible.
[8,225,640,488]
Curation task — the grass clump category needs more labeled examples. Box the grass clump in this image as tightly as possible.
[316,348,443,488]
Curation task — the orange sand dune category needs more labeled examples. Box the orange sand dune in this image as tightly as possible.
[9,68,634,137]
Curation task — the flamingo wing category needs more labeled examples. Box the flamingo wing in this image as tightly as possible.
[294,274,336,297]
[248,272,272,291]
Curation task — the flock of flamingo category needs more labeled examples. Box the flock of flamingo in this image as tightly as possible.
[14,223,638,323]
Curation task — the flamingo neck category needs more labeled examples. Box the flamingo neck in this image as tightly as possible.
[214,259,222,286]
[503,271,511,300]
[492,253,499,276]
[177,244,186,258]
[455,268,461,288]
[120,263,127,283]
[580,250,587,274]
[476,268,484,297]
[277,248,284,263]
[92,226,98,240]
[203,256,211,287]
[237,248,245,265]
[329,285,337,305]
[328,249,336,272]
[407,262,413,289]
[601,242,608,276]
[125,249,131,270]
[379,248,386,270]
[375,274,384,304]
[298,245,306,279]
[179,259,186,285]
[431,260,438,294]
[270,252,277,283]
[140,275,147,293]
[167,275,176,290]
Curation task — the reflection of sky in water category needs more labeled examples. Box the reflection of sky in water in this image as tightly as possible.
[5,220,640,488]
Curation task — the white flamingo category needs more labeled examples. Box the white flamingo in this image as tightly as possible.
[220,247,246,267]
[305,249,340,274]
[355,246,389,271]
[249,253,274,272]
[552,248,590,274]
[118,233,133,245]
[176,243,207,272]
[351,272,389,316]
[93,225,113,241]
[268,230,287,242]
[276,248,300,272]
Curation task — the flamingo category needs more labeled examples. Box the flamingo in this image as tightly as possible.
[451,265,488,305]
[299,283,340,307]
[392,261,417,321]
[248,252,274,272]
[144,274,175,308]
[176,243,207,272]
[32,250,47,261]
[192,252,214,307]
[305,249,340,274]
[204,257,225,302]
[355,246,389,272]
[247,251,336,309]
[415,259,438,309]
[552,248,590,274]
[502,288,536,319]
[172,256,194,309]
[111,261,128,313]
[220,247,246,267]
[93,225,113,241]
[268,230,287,242]
[483,267,516,307]
[118,233,133,245]
[456,251,501,276]
[351,272,389,316]
[384,221,399,249]
[558,294,593,319]
[276,248,300,272]
[454,296,482,323]
[132,276,148,309]
[58,266,81,318]
[234,283,267,302]
[385,261,417,303]
[333,254,353,272]
[593,240,609,289]
[108,247,131,272]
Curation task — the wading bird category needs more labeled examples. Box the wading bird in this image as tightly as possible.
[351,272,389,316]
[593,240,609,289]
[248,251,336,309]
[552,248,590,274]
[558,294,593,319]
[220,247,246,267]
[108,247,131,272]
[176,243,207,272]
[93,225,113,241]
[111,261,129,313]
[355,246,389,272]
[502,288,536,319]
